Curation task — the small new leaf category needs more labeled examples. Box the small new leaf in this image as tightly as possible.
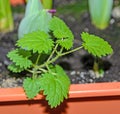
[49,16,74,49]
[17,31,54,54]
[7,49,32,69]
[81,32,113,57]
[57,38,73,50]
[8,63,24,73]
[23,77,41,99]
[39,65,70,108]
[49,16,74,39]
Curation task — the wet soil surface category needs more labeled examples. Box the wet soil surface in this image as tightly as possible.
[0,0,120,87]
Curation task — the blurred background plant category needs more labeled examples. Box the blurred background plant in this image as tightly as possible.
[9,0,120,30]
[56,0,120,30]
[88,0,113,30]
[0,0,14,33]
[25,0,53,9]
[41,0,53,9]
[18,0,52,39]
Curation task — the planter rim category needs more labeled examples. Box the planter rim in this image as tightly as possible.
[0,82,120,102]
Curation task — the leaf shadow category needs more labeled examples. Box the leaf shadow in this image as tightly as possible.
[40,99,68,114]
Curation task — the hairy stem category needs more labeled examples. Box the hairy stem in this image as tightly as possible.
[35,54,41,65]
[39,54,60,68]
[32,54,42,79]
[38,46,83,69]
[26,69,34,73]
[39,68,47,73]
[61,46,83,56]
[47,44,58,62]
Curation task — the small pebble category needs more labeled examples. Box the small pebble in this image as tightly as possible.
[112,6,120,19]
[76,71,80,75]
[70,71,76,75]
[110,18,115,24]
[84,27,89,32]
[71,78,76,83]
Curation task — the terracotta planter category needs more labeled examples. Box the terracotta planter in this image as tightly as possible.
[0,82,120,114]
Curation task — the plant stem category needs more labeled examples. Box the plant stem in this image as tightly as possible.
[47,44,58,62]
[28,45,83,79]
[35,54,41,65]
[39,68,47,73]
[26,69,34,73]
[39,54,60,68]
[39,46,83,69]
[61,46,83,56]
[46,64,51,72]
[32,54,41,79]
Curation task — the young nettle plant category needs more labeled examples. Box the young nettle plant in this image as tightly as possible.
[7,16,113,108]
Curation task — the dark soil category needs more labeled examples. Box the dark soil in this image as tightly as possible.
[0,0,120,87]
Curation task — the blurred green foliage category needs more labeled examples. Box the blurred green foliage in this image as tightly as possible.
[0,0,14,33]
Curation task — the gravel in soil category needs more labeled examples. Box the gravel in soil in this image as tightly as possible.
[0,0,120,88]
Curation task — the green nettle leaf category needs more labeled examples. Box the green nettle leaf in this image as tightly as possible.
[49,16,74,49]
[17,31,54,54]
[49,16,74,39]
[23,77,41,99]
[8,63,24,73]
[39,65,70,108]
[81,32,113,57]
[7,49,32,69]
[17,49,31,57]
[57,38,73,50]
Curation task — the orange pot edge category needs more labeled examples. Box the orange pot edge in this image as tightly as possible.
[0,82,120,102]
